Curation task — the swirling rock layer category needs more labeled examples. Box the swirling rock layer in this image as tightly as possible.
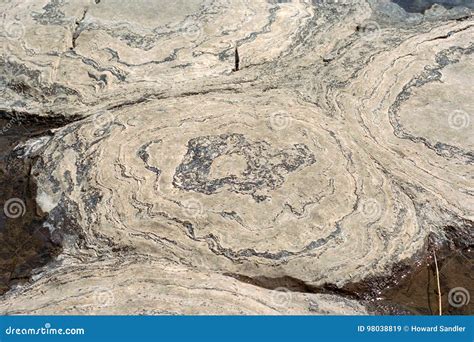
[0,0,472,314]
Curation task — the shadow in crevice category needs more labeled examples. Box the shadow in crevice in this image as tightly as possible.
[225,228,473,315]
[0,112,76,295]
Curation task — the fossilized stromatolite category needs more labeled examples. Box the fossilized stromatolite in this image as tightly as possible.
[0,0,472,314]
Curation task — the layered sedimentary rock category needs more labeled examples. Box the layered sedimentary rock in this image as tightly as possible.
[0,0,472,314]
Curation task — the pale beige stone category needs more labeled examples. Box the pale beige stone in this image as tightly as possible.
[0,0,472,314]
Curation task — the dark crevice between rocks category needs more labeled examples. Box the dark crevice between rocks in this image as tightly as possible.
[224,272,362,302]
[0,112,79,296]
[347,227,473,315]
[226,225,473,315]
[71,8,88,50]
[233,46,240,72]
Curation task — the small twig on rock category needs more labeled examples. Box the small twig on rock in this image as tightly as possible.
[432,249,442,315]
[428,233,442,316]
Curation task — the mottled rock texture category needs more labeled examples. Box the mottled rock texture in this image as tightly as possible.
[0,0,472,314]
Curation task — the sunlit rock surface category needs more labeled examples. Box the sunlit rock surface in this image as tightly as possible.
[0,0,472,314]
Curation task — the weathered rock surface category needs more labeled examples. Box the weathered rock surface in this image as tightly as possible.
[0,0,472,314]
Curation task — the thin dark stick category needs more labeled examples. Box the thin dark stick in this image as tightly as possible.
[234,46,240,72]
[433,249,442,315]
